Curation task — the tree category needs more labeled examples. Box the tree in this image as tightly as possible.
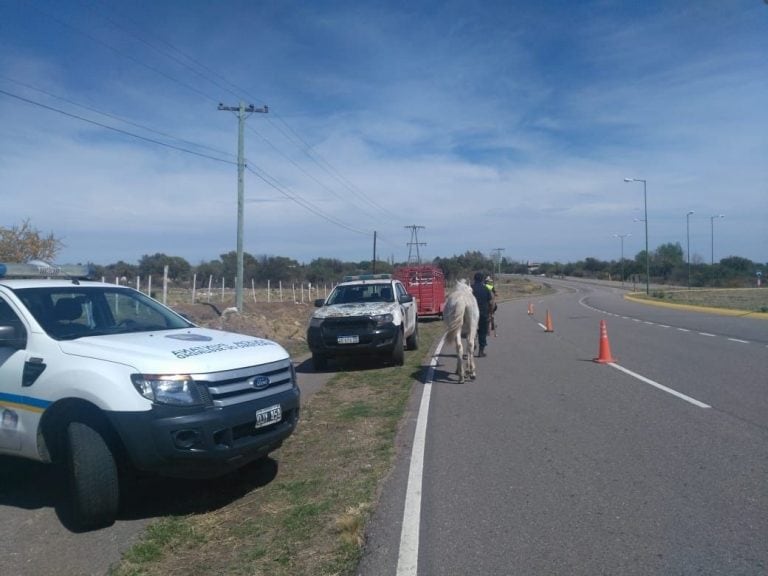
[0,219,64,262]
[653,242,684,281]
[138,253,191,280]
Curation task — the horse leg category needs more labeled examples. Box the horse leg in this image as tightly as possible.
[454,332,465,383]
[467,329,476,380]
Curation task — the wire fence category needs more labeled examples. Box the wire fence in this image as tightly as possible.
[103,268,335,307]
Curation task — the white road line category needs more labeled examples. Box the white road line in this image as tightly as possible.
[677,328,690,332]
[608,363,711,409]
[537,322,547,330]
[396,333,445,576]
[728,338,750,344]
[699,332,716,337]
[659,324,671,328]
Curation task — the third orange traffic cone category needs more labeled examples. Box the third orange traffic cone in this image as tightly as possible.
[593,320,616,363]
[528,302,534,315]
[544,309,554,333]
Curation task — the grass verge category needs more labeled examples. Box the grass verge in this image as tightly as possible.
[629,288,768,315]
[111,320,446,576]
[110,277,544,575]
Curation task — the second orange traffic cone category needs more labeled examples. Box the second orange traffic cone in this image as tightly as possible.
[527,302,534,315]
[544,309,554,333]
[593,320,616,363]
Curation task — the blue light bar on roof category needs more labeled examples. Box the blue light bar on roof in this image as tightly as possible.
[0,262,93,279]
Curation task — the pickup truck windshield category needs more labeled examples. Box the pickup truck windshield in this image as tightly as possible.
[326,283,395,305]
[12,286,192,340]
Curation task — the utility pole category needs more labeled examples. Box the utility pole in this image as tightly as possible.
[491,248,505,276]
[218,101,268,311]
[405,225,426,264]
[372,231,377,274]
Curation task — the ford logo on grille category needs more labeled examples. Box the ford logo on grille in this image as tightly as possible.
[250,376,270,390]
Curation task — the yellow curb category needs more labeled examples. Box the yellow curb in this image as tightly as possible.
[624,293,768,319]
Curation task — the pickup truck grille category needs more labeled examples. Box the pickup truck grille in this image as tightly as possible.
[321,317,375,333]
[192,358,295,408]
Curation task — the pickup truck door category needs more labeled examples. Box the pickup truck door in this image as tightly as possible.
[0,295,32,451]
[396,283,417,334]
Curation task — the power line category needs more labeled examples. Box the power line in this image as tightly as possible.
[0,75,236,162]
[245,165,370,236]
[75,0,401,224]
[0,88,235,165]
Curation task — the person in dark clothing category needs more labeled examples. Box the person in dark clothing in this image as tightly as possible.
[471,272,494,356]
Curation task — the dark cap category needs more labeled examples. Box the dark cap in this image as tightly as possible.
[473,272,484,282]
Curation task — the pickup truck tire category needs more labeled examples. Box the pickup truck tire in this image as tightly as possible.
[391,329,404,366]
[405,321,419,351]
[67,421,119,529]
[312,353,328,371]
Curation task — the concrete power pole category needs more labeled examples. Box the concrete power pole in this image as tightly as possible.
[218,102,268,311]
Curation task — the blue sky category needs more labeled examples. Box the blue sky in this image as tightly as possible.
[1,0,766,267]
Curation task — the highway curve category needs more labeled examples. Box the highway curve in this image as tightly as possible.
[359,277,768,576]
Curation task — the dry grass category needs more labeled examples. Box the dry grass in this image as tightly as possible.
[111,277,544,576]
[636,288,768,313]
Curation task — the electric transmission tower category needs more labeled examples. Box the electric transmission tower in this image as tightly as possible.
[405,225,426,264]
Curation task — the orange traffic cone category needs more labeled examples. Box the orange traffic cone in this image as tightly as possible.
[593,320,617,363]
[544,309,554,333]
[527,302,534,315]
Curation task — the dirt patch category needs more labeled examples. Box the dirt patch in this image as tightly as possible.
[172,301,315,357]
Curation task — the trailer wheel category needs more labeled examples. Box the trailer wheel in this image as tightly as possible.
[67,421,119,530]
[406,321,419,350]
[391,329,404,366]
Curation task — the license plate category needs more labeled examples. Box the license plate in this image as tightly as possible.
[255,405,282,429]
[337,335,359,344]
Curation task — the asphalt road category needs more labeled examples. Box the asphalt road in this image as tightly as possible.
[0,356,331,576]
[359,278,767,575]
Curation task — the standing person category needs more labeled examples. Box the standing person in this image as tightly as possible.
[471,272,494,356]
[485,276,498,336]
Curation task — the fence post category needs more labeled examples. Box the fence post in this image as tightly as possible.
[192,273,197,303]
[162,265,169,305]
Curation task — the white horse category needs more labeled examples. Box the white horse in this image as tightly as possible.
[443,279,479,383]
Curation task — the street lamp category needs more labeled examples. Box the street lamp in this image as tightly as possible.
[613,233,631,286]
[710,214,724,286]
[624,177,649,294]
[686,211,694,289]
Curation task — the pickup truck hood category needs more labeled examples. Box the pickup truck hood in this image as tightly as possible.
[58,327,288,374]
[312,302,396,319]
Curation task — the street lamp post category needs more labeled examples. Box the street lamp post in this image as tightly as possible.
[613,233,631,286]
[710,214,724,286]
[686,211,694,289]
[624,178,649,294]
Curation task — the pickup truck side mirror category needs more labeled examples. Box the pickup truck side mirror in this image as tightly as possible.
[398,294,414,304]
[313,298,326,307]
[0,325,26,350]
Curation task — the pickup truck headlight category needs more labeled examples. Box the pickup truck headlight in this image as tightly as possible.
[131,374,206,406]
[371,313,394,326]
[309,316,324,328]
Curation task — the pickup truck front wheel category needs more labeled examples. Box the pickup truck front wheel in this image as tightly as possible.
[312,353,329,371]
[405,321,419,351]
[67,421,119,530]
[391,329,404,366]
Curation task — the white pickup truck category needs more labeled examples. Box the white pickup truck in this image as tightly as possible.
[306,273,419,370]
[0,262,300,529]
